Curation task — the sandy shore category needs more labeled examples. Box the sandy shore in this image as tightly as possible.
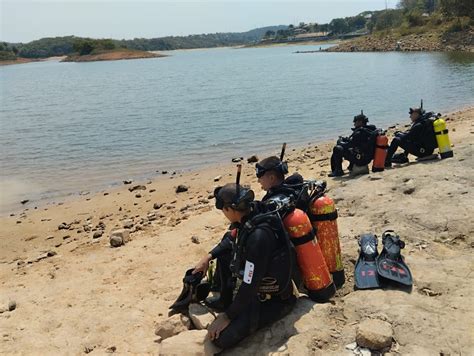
[0,107,473,354]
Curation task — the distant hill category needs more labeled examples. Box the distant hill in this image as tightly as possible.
[1,25,287,59]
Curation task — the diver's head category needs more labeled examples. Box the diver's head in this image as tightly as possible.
[214,183,254,222]
[409,107,422,122]
[255,156,288,191]
[353,113,368,128]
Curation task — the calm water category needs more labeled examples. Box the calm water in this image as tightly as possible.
[1,45,473,213]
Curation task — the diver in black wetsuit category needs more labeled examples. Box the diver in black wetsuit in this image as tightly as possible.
[192,183,296,350]
[255,155,308,211]
[329,113,377,177]
[385,107,436,167]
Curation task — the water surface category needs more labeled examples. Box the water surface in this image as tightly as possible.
[1,45,473,213]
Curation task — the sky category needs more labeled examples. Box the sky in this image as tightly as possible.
[1,0,397,43]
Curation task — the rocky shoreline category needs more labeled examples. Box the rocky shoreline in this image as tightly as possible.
[326,28,474,52]
[0,108,473,354]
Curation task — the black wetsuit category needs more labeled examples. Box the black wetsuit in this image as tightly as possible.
[209,210,296,349]
[385,116,435,164]
[331,124,377,173]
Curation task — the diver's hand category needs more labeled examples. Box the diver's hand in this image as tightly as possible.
[193,254,212,275]
[208,313,231,340]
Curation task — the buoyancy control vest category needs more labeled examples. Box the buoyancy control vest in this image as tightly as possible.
[419,112,439,152]
[229,206,296,298]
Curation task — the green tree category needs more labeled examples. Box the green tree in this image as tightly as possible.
[329,18,350,34]
[439,0,474,17]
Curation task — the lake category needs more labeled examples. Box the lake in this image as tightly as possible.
[1,44,473,214]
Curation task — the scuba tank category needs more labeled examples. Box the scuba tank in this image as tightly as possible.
[433,115,453,159]
[308,194,345,289]
[372,132,388,172]
[283,208,336,302]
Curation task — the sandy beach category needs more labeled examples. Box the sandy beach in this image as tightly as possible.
[0,107,473,354]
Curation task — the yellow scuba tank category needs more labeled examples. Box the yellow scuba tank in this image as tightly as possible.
[433,116,453,159]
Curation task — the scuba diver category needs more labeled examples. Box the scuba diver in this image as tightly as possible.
[192,172,296,349]
[255,146,344,291]
[256,149,308,210]
[329,112,377,177]
[385,106,437,167]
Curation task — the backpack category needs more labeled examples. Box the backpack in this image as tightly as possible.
[353,126,379,164]
[419,113,438,152]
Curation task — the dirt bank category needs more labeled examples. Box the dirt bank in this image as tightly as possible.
[326,28,474,52]
[62,49,166,62]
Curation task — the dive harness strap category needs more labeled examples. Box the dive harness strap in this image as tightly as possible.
[435,129,449,135]
[290,231,315,247]
[308,210,338,222]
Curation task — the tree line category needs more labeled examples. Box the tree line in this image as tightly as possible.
[263,0,472,41]
[0,26,285,59]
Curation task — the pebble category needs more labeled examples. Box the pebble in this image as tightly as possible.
[8,301,16,311]
[20,199,29,205]
[176,184,189,193]
[247,155,259,163]
[356,319,393,350]
[191,235,200,244]
[128,185,146,192]
[93,231,103,239]
[232,157,243,162]
[123,180,133,184]
[213,175,222,182]
[153,203,163,210]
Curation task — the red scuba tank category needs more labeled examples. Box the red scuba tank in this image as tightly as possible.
[309,195,345,288]
[372,133,388,172]
[283,208,336,302]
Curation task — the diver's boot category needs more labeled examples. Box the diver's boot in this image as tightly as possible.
[205,288,233,312]
[328,170,344,177]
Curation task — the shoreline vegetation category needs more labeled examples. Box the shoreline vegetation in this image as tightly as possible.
[1,107,472,354]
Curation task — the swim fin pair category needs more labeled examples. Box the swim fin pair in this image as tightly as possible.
[169,268,211,312]
[354,231,412,290]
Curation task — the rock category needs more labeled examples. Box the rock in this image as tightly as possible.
[213,175,222,182]
[150,189,156,193]
[159,329,220,356]
[231,157,243,163]
[155,314,191,340]
[356,319,393,350]
[58,222,70,230]
[153,203,163,210]
[188,303,215,330]
[83,344,95,353]
[93,231,103,239]
[122,219,134,229]
[403,180,416,195]
[109,229,130,247]
[176,185,189,193]
[161,170,168,174]
[191,236,200,244]
[20,199,29,205]
[123,180,133,184]
[8,300,16,311]
[135,193,142,198]
[110,236,123,247]
[128,185,146,192]
[247,155,259,163]
[147,212,157,221]
[105,345,116,353]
